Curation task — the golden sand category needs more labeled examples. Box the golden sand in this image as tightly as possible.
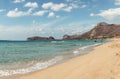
[8,39,120,79]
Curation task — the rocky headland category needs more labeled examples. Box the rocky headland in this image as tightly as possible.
[62,22,120,40]
[27,22,120,41]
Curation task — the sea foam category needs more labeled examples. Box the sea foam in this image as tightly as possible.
[0,56,63,76]
[73,43,102,55]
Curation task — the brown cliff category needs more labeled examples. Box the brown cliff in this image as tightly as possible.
[63,22,120,40]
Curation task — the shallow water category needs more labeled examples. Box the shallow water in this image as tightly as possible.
[0,40,107,76]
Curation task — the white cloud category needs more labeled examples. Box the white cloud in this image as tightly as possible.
[33,10,48,16]
[42,2,53,9]
[63,6,72,12]
[42,2,68,11]
[48,12,55,17]
[13,0,25,3]
[90,8,120,20]
[115,0,120,5]
[48,12,60,18]
[51,3,67,11]
[66,0,81,9]
[9,0,81,18]
[7,8,31,17]
[90,13,95,16]
[24,2,38,8]
[42,2,74,12]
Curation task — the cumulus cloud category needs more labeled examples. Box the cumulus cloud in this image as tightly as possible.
[90,8,120,20]
[115,0,120,5]
[33,10,48,16]
[13,0,25,3]
[42,2,69,12]
[8,0,82,18]
[7,8,31,17]
[24,2,38,8]
[42,2,53,9]
[42,2,76,12]
[63,6,73,12]
[66,0,83,9]
[47,12,60,18]
[48,12,55,17]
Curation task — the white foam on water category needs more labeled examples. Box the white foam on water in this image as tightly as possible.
[0,56,63,77]
[0,43,102,77]
[51,41,57,43]
[79,43,101,50]
[73,50,79,55]
[73,43,102,55]
[51,41,65,44]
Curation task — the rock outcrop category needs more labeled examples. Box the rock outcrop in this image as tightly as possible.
[62,22,120,40]
[27,36,55,41]
[27,22,120,41]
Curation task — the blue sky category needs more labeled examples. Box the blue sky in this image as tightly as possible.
[0,0,120,40]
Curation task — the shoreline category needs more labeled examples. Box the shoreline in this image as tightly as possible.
[0,41,103,79]
[3,39,120,79]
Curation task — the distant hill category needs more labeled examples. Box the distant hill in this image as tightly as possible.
[27,22,120,41]
[62,22,120,40]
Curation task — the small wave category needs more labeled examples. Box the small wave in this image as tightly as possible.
[79,43,101,50]
[73,43,102,55]
[51,41,57,43]
[0,56,63,77]
[51,41,64,43]
[73,50,79,55]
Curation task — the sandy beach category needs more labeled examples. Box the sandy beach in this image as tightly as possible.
[8,39,120,79]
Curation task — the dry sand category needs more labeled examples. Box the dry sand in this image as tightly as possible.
[9,39,120,79]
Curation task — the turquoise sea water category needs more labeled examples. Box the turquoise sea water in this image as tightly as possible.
[0,40,107,76]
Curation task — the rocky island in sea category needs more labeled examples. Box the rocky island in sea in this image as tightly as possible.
[27,36,55,41]
[27,22,120,41]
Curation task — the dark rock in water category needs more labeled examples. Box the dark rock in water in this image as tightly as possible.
[62,22,120,40]
[27,36,55,41]
[94,40,97,42]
